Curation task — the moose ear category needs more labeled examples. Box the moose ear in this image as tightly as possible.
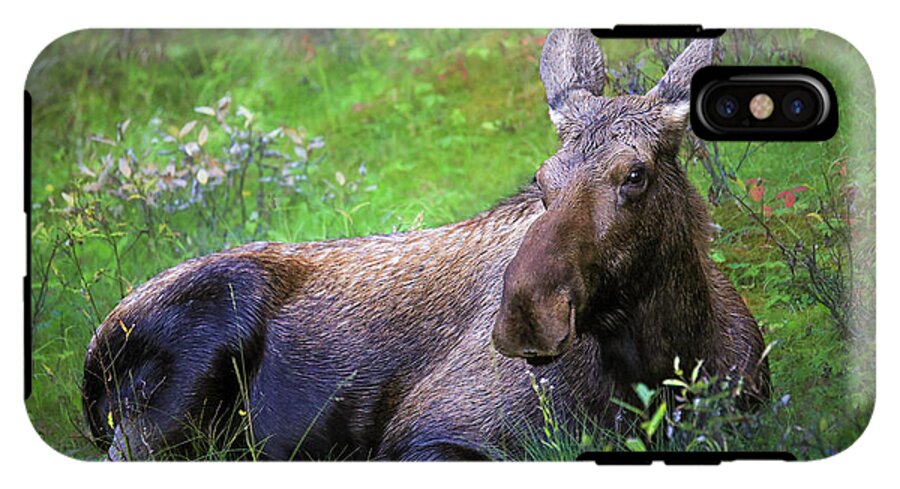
[540,29,605,131]
[647,39,718,105]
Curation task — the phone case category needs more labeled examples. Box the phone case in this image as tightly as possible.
[25,28,875,461]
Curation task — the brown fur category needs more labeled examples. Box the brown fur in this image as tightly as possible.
[83,30,769,461]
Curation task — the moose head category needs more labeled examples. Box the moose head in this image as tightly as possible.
[492,29,718,359]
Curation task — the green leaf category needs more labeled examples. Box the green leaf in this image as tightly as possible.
[662,379,690,389]
[610,398,645,417]
[580,431,593,448]
[691,360,705,384]
[634,383,655,408]
[641,402,666,438]
[710,250,727,263]
[625,438,647,452]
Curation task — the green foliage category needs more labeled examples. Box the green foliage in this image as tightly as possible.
[517,356,871,460]
[27,29,873,460]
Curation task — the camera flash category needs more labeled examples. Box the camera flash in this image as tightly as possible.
[750,93,774,120]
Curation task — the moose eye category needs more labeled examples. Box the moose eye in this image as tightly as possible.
[625,167,645,185]
[619,164,649,204]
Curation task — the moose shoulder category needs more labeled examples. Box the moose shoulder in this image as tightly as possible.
[83,29,770,461]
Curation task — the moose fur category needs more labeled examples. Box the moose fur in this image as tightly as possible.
[83,29,770,461]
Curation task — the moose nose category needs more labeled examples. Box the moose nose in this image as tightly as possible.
[492,207,587,359]
[492,288,577,359]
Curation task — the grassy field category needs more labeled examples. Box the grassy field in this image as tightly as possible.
[26,29,875,460]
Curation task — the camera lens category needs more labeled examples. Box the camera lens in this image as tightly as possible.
[782,90,817,122]
[715,96,739,119]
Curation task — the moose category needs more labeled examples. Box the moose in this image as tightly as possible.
[83,29,770,461]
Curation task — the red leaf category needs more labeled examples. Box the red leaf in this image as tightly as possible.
[783,192,796,208]
[792,185,808,193]
[749,183,765,203]
[776,188,801,208]
[833,159,848,176]
[763,205,773,218]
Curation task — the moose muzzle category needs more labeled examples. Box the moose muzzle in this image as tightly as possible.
[491,218,586,359]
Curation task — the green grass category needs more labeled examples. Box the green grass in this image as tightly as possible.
[26,29,874,460]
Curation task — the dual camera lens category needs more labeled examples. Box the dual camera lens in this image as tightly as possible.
[692,68,837,141]
[712,91,814,122]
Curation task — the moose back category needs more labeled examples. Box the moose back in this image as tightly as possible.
[83,29,770,461]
